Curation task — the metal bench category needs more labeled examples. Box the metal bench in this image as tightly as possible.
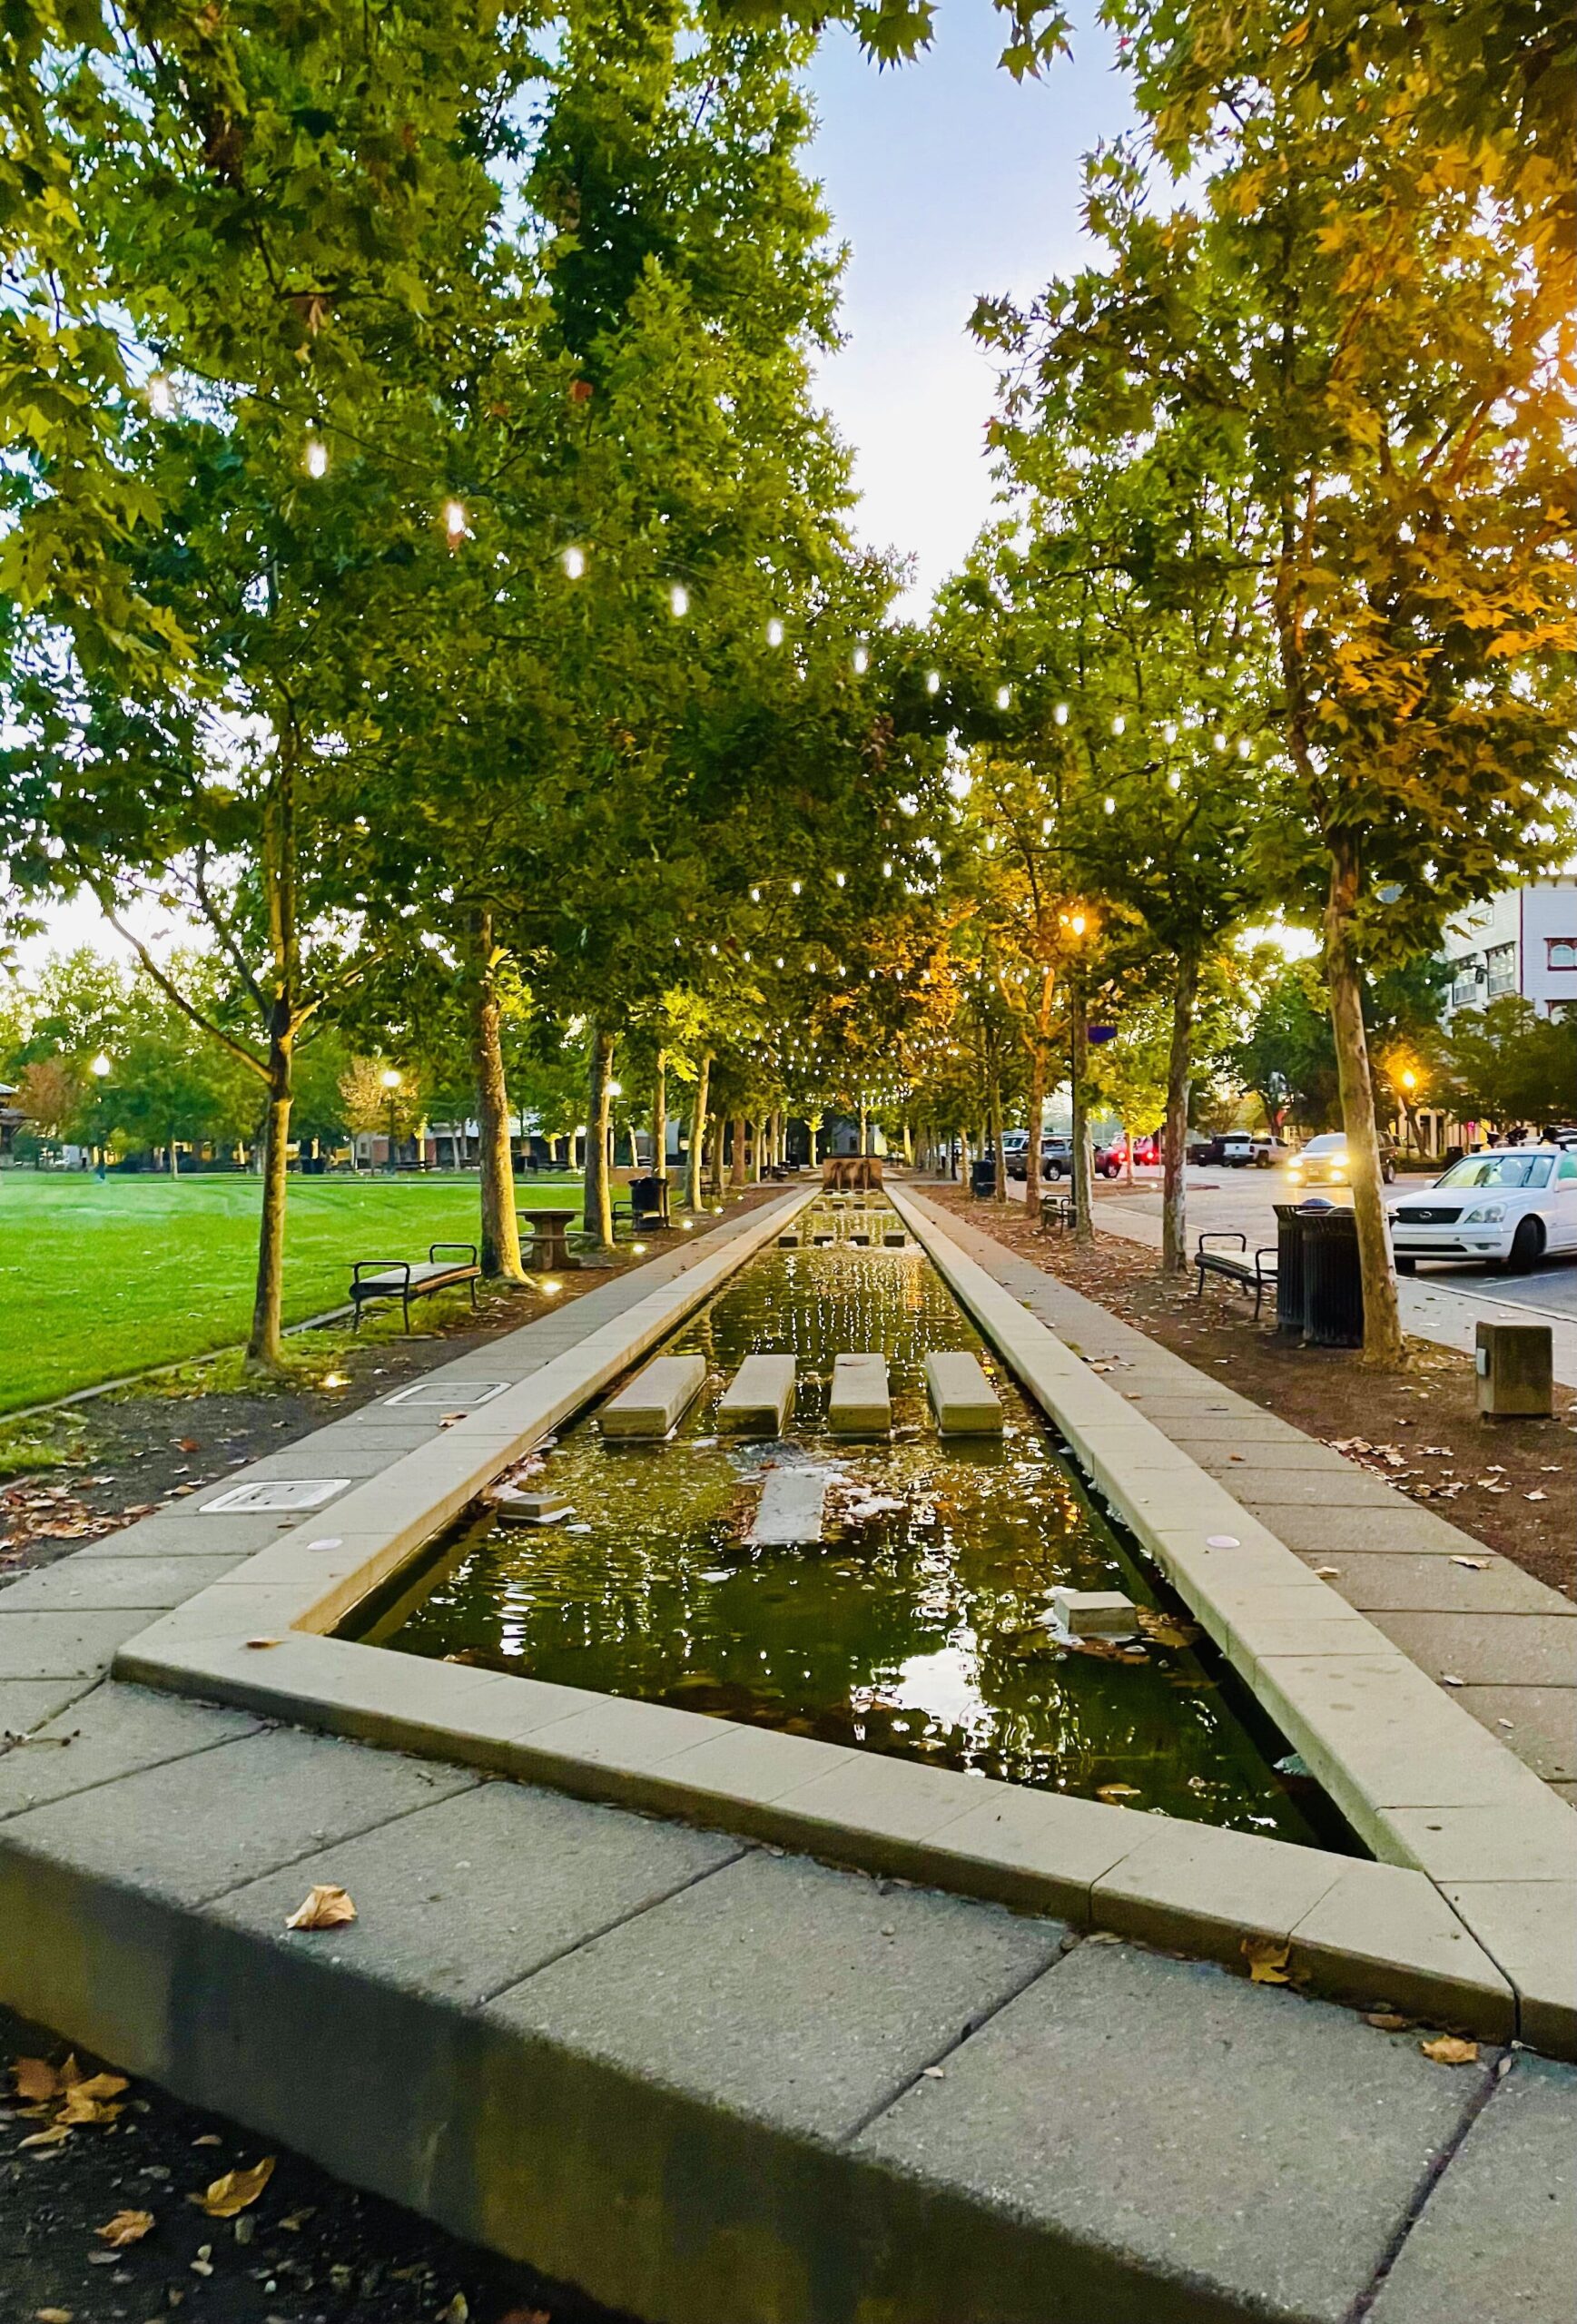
[1039,1192,1077,1233]
[1195,1231,1277,1318]
[612,1174,672,1236]
[350,1243,479,1332]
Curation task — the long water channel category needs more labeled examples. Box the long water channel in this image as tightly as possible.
[361,1205,1352,1847]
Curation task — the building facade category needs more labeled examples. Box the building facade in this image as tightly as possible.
[1440,876,1577,1022]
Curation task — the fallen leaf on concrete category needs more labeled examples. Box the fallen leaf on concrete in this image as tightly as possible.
[285,1883,356,1931]
[245,1637,281,1650]
[18,2122,74,2150]
[438,2296,470,2323]
[1096,1782,1141,1800]
[192,2133,222,2146]
[1449,1557,1490,1571]
[191,2156,275,2217]
[1313,1565,1341,1579]
[1524,1491,1548,1502]
[1364,2012,1413,2032]
[1242,1935,1292,1984]
[57,2073,127,2125]
[95,2208,155,2247]
[1420,2034,1478,2066]
[11,2056,63,2102]
[34,2309,73,2321]
[1440,1674,1465,1688]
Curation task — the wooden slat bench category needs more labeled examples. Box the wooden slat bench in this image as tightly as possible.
[1039,1192,1077,1234]
[350,1243,479,1332]
[1195,1231,1277,1319]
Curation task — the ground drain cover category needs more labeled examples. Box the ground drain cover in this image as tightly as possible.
[381,1379,511,1409]
[202,1479,351,1513]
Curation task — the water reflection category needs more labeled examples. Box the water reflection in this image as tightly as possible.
[370,1230,1342,1846]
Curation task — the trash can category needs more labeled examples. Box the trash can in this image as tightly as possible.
[970,1156,999,1199]
[1273,1202,1310,1339]
[1301,1205,1365,1348]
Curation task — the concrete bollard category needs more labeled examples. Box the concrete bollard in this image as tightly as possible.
[1474,1321,1553,1419]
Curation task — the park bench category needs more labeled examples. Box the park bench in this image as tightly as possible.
[1039,1192,1077,1233]
[350,1243,479,1332]
[1194,1230,1277,1319]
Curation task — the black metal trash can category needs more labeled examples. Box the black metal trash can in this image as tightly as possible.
[1301,1206,1365,1347]
[970,1156,998,1199]
[1273,1202,1310,1339]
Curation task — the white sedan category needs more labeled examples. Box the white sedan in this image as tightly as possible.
[1388,1146,1577,1274]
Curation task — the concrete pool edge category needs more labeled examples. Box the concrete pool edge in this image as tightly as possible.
[86,1183,1559,2050]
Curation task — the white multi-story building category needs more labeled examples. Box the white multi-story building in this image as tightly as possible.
[1441,875,1577,1021]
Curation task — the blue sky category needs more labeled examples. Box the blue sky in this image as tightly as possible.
[804,5,1137,615]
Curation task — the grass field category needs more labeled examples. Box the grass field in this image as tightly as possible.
[0,1170,585,1413]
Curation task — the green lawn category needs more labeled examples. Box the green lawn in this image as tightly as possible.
[0,1171,585,1412]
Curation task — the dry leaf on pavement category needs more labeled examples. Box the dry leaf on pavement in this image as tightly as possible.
[1364,2012,1413,2032]
[437,2296,470,2324]
[190,2156,275,2217]
[10,2057,63,2103]
[1096,1782,1141,1800]
[95,2209,155,2248]
[1449,1557,1490,1571]
[285,1883,357,1931]
[1242,1935,1292,1984]
[34,2309,74,2321]
[1420,2034,1479,2066]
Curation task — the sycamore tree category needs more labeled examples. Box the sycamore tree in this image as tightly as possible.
[1019,14,1577,1360]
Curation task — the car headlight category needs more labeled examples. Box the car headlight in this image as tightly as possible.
[1463,1203,1506,1225]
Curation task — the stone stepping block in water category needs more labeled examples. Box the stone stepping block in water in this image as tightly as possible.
[828,1354,892,1437]
[1052,1586,1138,1639]
[718,1354,797,1437]
[924,1351,1004,1436]
[748,1466,829,1548]
[599,1354,707,1440]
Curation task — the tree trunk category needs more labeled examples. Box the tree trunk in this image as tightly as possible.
[901,1117,913,1167]
[708,1111,724,1198]
[1024,1047,1046,1212]
[1325,838,1405,1367]
[858,1098,868,1157]
[471,913,526,1282]
[1071,992,1093,1239]
[652,1049,667,1187]
[1123,1122,1135,1187]
[730,1114,747,1190]
[988,1077,1006,1203]
[583,1023,616,1249]
[1161,952,1198,1274]
[247,1024,292,1365]
[686,1051,711,1211]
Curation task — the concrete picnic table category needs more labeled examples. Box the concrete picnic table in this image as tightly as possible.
[518,1206,576,1273]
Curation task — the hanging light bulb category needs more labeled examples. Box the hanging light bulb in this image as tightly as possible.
[995,684,1010,710]
[443,499,468,541]
[1054,703,1069,726]
[669,581,689,618]
[1167,768,1182,792]
[791,879,802,895]
[750,885,761,902]
[562,544,586,579]
[1111,714,1126,736]
[147,372,174,418]
[1104,795,1116,814]
[852,645,869,675]
[766,616,784,646]
[926,670,941,694]
[304,437,328,478]
[834,871,846,887]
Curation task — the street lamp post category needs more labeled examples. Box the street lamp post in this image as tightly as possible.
[380,1068,401,1173]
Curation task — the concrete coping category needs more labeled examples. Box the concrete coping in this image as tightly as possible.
[102,1178,1571,2056]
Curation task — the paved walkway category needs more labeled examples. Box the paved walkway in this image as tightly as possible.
[1,1199,1573,2323]
[1092,1172,1577,1388]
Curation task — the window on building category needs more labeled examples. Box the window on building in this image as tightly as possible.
[1486,942,1517,997]
[1546,938,1577,971]
[1450,958,1483,1007]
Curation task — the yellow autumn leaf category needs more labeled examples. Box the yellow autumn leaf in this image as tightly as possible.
[1242,1935,1293,1984]
[285,1883,357,1932]
[10,2057,61,2103]
[191,2155,275,2218]
[95,2209,155,2248]
[18,2122,74,2150]
[1420,2034,1479,2066]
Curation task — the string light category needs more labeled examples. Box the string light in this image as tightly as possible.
[882,860,892,877]
[852,645,869,675]
[834,871,846,887]
[304,438,328,478]
[766,616,784,646]
[443,499,468,541]
[562,544,586,579]
[995,684,1010,710]
[669,582,689,618]
[791,879,802,895]
[1104,795,1116,814]
[1167,769,1182,792]
[1054,703,1069,726]
[750,885,761,902]
[926,671,941,694]
[1111,714,1126,736]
